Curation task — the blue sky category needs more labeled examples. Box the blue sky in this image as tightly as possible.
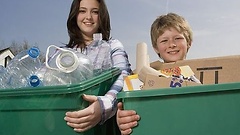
[1,0,240,69]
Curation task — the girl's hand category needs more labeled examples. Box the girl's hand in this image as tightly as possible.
[64,94,101,132]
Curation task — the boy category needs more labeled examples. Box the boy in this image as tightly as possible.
[117,12,193,135]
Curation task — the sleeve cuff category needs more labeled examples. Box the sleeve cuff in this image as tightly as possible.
[97,95,117,124]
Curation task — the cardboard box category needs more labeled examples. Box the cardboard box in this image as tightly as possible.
[142,74,201,90]
[150,55,240,85]
[142,65,201,90]
[124,65,201,91]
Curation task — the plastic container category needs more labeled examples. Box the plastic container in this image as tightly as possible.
[0,65,7,88]
[117,82,240,135]
[0,67,120,135]
[86,33,112,75]
[5,46,42,88]
[41,45,94,86]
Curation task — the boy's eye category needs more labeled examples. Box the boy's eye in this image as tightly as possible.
[160,40,168,43]
[175,37,184,40]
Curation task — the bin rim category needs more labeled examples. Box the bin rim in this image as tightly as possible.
[117,82,240,99]
[0,67,121,97]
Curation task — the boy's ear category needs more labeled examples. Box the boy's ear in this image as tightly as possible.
[153,47,160,54]
[153,47,161,58]
[187,42,192,50]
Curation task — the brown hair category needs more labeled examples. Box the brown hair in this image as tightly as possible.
[66,0,111,49]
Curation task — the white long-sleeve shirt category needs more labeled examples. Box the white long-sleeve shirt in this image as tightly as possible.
[78,39,132,124]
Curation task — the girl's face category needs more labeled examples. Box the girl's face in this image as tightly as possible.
[77,0,100,41]
[154,27,190,63]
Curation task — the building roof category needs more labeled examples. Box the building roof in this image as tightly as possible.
[0,48,13,54]
[0,47,15,60]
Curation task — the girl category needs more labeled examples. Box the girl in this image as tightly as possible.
[64,0,132,132]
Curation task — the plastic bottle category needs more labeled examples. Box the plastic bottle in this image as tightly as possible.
[0,65,8,89]
[5,47,42,88]
[39,45,94,86]
[86,33,113,75]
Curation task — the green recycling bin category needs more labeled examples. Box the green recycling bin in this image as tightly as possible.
[0,68,121,135]
[117,82,240,135]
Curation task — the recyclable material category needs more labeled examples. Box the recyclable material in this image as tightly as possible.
[85,33,112,75]
[1,47,42,88]
[40,45,94,86]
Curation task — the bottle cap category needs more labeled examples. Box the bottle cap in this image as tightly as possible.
[93,33,102,41]
[29,75,41,87]
[28,47,40,58]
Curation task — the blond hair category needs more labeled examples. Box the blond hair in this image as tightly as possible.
[150,13,193,49]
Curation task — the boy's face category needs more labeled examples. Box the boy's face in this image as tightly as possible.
[154,27,190,63]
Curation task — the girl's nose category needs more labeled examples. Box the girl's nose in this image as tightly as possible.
[86,12,92,20]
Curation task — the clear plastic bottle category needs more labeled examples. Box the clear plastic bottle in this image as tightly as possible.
[5,46,42,88]
[0,65,8,89]
[39,45,94,86]
[86,33,113,75]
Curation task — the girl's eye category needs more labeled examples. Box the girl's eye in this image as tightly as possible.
[79,10,86,13]
[92,10,99,14]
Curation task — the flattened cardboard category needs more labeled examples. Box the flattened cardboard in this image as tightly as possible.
[150,55,240,85]
[142,74,201,90]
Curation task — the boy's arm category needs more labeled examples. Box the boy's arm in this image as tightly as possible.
[117,102,140,135]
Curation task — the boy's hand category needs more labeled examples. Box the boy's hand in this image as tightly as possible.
[117,102,140,135]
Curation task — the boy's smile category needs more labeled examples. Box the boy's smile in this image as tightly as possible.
[155,27,188,63]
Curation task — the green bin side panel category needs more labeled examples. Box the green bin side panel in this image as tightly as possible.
[0,68,121,135]
[118,82,240,135]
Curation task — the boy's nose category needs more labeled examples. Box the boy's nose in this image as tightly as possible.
[169,43,177,48]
